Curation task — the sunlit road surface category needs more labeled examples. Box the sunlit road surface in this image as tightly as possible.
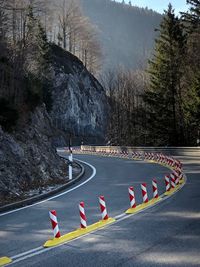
[0,154,200,266]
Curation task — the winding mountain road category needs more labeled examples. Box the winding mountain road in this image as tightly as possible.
[0,153,200,266]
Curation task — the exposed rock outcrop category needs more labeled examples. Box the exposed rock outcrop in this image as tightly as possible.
[0,105,66,205]
[0,44,109,206]
[50,45,109,140]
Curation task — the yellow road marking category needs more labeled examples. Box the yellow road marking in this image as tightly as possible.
[44,217,116,248]
[0,257,12,266]
[125,197,161,214]
[164,183,182,196]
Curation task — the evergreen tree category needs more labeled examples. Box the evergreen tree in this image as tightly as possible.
[25,6,52,111]
[0,6,13,99]
[26,5,37,49]
[0,5,7,57]
[36,22,52,111]
[36,22,51,75]
[0,5,9,87]
[0,4,19,130]
[144,4,186,146]
[181,0,200,144]
[183,0,200,31]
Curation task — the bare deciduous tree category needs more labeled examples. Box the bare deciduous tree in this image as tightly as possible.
[101,67,148,145]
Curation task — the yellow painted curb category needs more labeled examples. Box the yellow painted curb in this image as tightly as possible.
[125,197,161,214]
[179,178,185,184]
[164,184,181,196]
[44,217,116,248]
[146,160,155,163]
[0,257,12,266]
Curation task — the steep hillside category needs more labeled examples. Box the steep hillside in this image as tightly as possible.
[50,44,109,141]
[80,0,162,70]
[0,105,67,206]
[0,44,108,205]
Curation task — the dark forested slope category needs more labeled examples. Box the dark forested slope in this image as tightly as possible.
[80,0,162,70]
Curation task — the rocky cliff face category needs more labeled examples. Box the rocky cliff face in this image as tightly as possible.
[0,105,66,205]
[0,45,109,205]
[50,45,109,140]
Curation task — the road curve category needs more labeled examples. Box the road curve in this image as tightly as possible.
[1,153,200,266]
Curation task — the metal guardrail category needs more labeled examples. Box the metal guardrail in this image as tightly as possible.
[80,145,200,157]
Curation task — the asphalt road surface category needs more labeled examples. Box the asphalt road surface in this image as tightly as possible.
[0,153,200,266]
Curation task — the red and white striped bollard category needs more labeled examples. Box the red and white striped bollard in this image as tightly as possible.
[49,210,61,238]
[165,175,171,192]
[152,179,159,198]
[99,195,109,220]
[79,202,87,229]
[173,170,179,185]
[141,183,148,203]
[170,173,176,189]
[128,186,136,208]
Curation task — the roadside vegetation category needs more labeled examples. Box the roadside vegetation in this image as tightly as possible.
[105,0,200,146]
[1,0,200,146]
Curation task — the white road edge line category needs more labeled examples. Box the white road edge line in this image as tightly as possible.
[9,229,102,265]
[115,213,126,219]
[11,246,43,260]
[0,158,96,217]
